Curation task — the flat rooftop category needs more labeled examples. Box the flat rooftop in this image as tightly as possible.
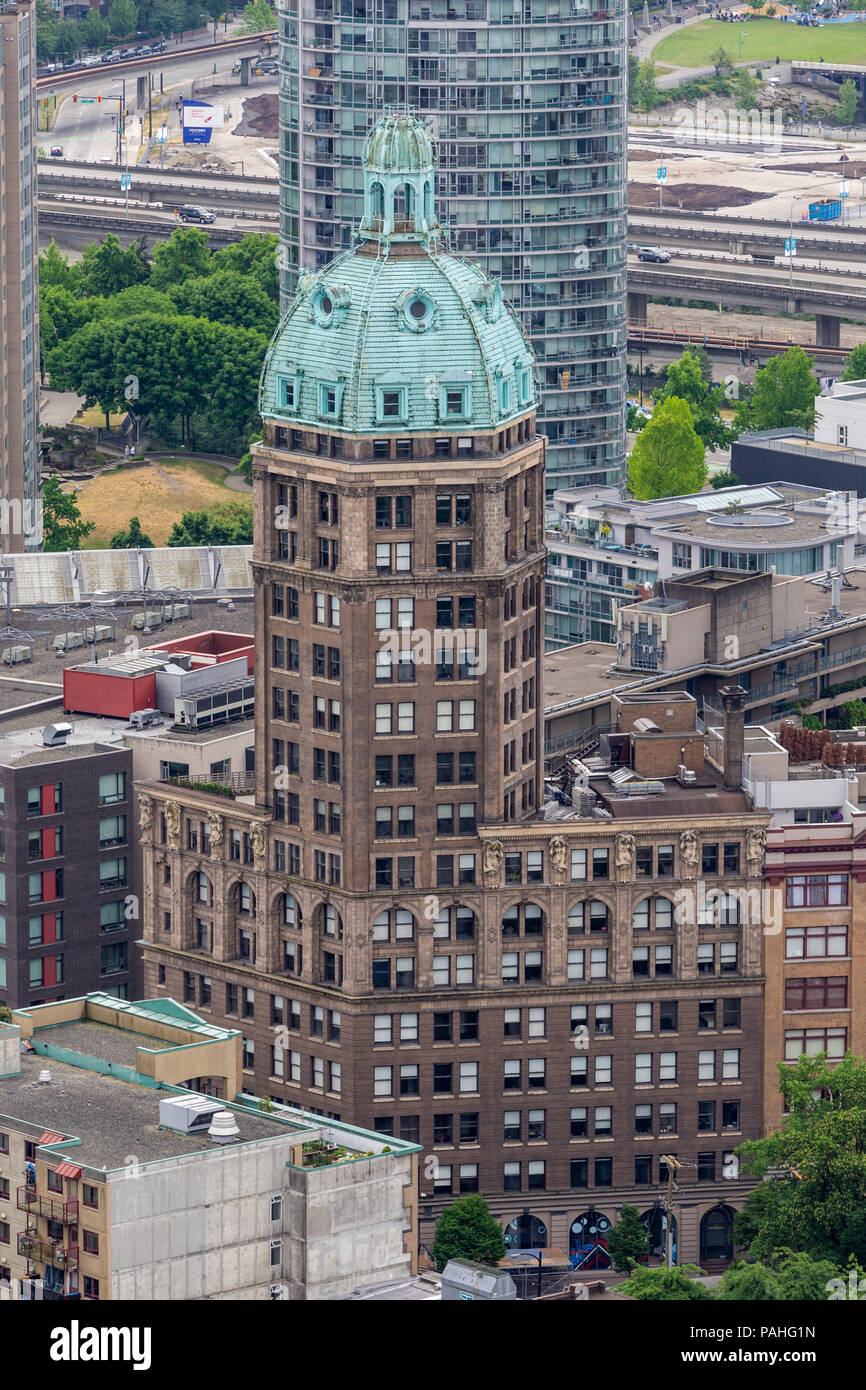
[0,597,253,712]
[545,643,621,706]
[0,1050,295,1169]
[0,704,255,765]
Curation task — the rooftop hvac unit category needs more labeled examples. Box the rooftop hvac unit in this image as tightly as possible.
[42,724,72,748]
[128,709,162,729]
[622,780,665,797]
[677,764,697,786]
[159,1095,223,1134]
[174,679,255,731]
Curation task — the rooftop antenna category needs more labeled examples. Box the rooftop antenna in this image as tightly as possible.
[827,569,844,623]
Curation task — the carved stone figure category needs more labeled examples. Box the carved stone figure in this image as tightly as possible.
[680,829,699,877]
[746,826,766,872]
[138,794,152,833]
[165,801,180,849]
[550,836,568,885]
[250,820,266,869]
[615,833,635,879]
[483,839,503,885]
[207,810,224,860]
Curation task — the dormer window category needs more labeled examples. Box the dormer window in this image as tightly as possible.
[498,375,512,414]
[311,283,351,328]
[276,369,302,413]
[317,379,345,421]
[517,364,533,406]
[374,371,411,424]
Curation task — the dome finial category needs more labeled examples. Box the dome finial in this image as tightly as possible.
[358,110,440,246]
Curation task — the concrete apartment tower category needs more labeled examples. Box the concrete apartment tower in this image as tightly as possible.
[277,0,628,496]
[0,0,39,553]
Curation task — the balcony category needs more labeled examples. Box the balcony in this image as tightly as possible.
[18,1231,79,1271]
[17,1187,78,1223]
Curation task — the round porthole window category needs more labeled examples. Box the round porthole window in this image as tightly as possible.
[312,287,335,327]
[401,289,436,333]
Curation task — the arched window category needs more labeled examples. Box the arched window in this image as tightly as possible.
[372,907,415,942]
[699,1205,735,1264]
[316,903,343,940]
[641,1208,677,1260]
[505,1212,548,1251]
[569,900,608,935]
[434,905,475,940]
[235,881,256,917]
[569,1211,611,1268]
[193,871,212,906]
[633,896,674,931]
[280,893,301,929]
[370,180,384,219]
[501,904,544,936]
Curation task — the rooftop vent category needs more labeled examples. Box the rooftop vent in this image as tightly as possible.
[158,1095,222,1133]
[42,723,72,748]
[38,1069,52,1085]
[208,1110,241,1145]
[677,764,697,786]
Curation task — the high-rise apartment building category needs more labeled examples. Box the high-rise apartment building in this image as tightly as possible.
[0,0,39,552]
[139,116,766,1266]
[278,0,627,495]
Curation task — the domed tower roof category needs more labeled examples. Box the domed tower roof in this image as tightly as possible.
[363,108,434,177]
[260,110,538,437]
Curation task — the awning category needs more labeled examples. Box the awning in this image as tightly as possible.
[54,1162,81,1180]
[38,1131,65,1145]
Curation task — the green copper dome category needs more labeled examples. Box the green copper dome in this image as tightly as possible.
[364,109,434,177]
[260,111,538,437]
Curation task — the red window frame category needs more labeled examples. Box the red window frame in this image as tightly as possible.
[785,976,848,1011]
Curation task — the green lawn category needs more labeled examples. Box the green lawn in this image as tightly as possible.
[654,16,866,67]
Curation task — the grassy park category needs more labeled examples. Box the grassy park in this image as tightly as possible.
[654,16,866,66]
[69,457,239,547]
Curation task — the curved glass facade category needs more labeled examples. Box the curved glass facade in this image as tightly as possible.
[278,0,627,495]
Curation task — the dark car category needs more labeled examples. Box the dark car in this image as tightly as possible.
[254,58,278,74]
[176,205,216,224]
[636,245,672,264]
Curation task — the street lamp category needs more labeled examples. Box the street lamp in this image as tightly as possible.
[788,198,796,292]
[738,28,747,62]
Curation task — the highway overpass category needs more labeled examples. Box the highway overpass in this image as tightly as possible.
[627,253,866,346]
[629,208,866,265]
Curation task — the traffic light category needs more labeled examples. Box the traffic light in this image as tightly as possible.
[97,94,102,102]
[72,94,77,103]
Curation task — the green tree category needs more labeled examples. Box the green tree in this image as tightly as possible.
[169,269,279,335]
[80,234,149,298]
[717,1259,779,1300]
[839,699,866,728]
[838,79,858,130]
[39,240,83,294]
[735,344,820,432]
[80,9,111,51]
[147,0,185,38]
[237,429,262,482]
[110,516,154,548]
[627,51,640,108]
[618,1264,712,1301]
[211,232,280,303]
[430,1194,506,1271]
[149,227,213,290]
[108,0,139,38]
[656,348,736,452]
[841,340,866,382]
[606,1205,651,1272]
[627,397,707,500]
[41,476,95,552]
[633,59,660,114]
[54,20,81,60]
[93,284,175,320]
[710,46,733,75]
[168,500,253,546]
[710,470,741,490]
[735,1052,866,1265]
[732,67,758,113]
[239,0,276,34]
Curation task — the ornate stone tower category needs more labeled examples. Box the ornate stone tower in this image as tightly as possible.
[253,109,547,979]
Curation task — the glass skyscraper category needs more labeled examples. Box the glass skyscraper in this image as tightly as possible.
[278,0,627,496]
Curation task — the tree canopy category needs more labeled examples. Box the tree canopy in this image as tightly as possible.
[627,396,708,500]
[431,1194,506,1271]
[656,348,736,452]
[41,477,96,553]
[735,1051,866,1265]
[735,344,820,432]
[168,501,253,547]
